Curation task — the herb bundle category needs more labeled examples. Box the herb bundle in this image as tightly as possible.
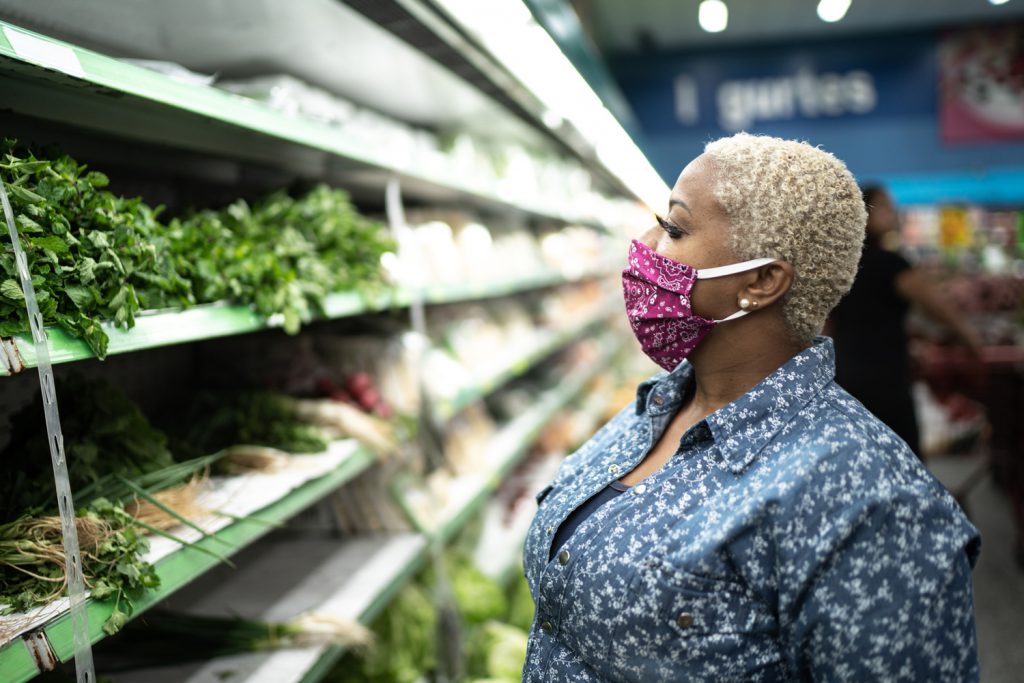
[168,185,395,334]
[0,141,191,358]
[0,142,395,356]
[0,375,174,522]
[174,392,331,460]
[0,498,158,636]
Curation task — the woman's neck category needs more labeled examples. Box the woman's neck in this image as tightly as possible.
[685,321,808,417]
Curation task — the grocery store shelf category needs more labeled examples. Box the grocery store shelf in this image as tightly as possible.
[435,337,619,543]
[432,304,616,422]
[101,341,620,683]
[104,534,429,683]
[0,445,378,683]
[0,266,613,376]
[0,20,607,226]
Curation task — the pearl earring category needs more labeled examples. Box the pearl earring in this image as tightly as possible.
[739,298,751,310]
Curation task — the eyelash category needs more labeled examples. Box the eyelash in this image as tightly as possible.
[656,214,686,239]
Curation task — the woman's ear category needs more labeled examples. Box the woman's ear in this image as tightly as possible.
[739,262,795,310]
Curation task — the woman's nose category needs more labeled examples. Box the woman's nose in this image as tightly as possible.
[639,225,661,250]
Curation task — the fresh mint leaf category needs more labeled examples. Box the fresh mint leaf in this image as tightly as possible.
[0,279,24,301]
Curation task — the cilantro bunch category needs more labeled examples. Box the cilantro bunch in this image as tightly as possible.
[0,497,160,635]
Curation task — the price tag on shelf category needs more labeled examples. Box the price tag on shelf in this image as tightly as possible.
[3,26,85,78]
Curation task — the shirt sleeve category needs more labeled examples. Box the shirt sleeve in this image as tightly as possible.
[781,484,981,682]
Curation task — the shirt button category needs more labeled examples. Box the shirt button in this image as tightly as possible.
[634,484,647,495]
[541,620,554,634]
[652,395,665,406]
[608,463,620,475]
[558,549,570,565]
[677,613,694,629]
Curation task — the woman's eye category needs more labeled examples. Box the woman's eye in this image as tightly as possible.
[657,215,685,239]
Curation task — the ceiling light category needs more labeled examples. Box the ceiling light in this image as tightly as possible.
[989,0,1010,5]
[430,0,670,210]
[817,0,852,22]
[698,0,728,33]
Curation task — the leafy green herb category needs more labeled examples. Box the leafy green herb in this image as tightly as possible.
[0,497,159,635]
[174,392,330,460]
[0,141,192,358]
[0,374,174,522]
[0,142,394,357]
[166,185,394,334]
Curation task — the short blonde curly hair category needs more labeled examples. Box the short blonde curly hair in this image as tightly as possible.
[702,133,866,342]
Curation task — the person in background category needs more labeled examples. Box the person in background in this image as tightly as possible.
[830,184,983,457]
[522,134,980,682]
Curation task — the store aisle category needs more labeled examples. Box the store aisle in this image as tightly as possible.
[930,456,1024,683]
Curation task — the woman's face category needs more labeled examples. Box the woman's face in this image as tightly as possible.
[637,154,745,321]
[866,189,898,240]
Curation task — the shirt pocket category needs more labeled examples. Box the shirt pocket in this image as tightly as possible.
[639,558,775,637]
[608,557,782,681]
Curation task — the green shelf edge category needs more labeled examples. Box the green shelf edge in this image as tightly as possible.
[434,306,615,422]
[0,21,604,227]
[0,447,377,682]
[0,638,37,683]
[0,268,613,376]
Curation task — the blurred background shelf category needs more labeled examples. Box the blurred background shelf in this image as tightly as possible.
[434,336,618,543]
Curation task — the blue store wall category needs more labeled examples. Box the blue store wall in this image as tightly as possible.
[610,30,1024,205]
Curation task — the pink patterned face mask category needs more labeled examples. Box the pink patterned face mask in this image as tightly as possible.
[622,239,776,371]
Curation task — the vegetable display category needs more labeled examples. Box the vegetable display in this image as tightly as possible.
[175,392,331,460]
[93,611,371,670]
[327,581,439,683]
[165,184,394,334]
[327,548,531,683]
[0,142,395,358]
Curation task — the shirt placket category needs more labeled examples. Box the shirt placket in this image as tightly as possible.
[533,390,676,650]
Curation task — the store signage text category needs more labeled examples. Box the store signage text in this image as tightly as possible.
[674,68,878,131]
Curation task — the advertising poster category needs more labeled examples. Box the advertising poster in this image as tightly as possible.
[940,25,1024,143]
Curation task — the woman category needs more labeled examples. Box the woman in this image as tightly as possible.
[522,134,980,682]
[831,184,982,457]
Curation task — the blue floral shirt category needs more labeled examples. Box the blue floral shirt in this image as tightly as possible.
[522,337,980,682]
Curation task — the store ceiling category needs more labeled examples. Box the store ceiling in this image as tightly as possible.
[581,0,1024,52]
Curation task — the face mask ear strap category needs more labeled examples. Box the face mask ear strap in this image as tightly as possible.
[712,309,750,324]
[697,257,776,280]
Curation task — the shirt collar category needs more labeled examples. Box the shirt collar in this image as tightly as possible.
[634,337,837,474]
[635,362,692,416]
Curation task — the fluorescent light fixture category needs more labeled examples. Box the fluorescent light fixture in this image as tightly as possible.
[989,0,1010,5]
[431,0,670,210]
[699,0,729,33]
[817,0,852,22]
